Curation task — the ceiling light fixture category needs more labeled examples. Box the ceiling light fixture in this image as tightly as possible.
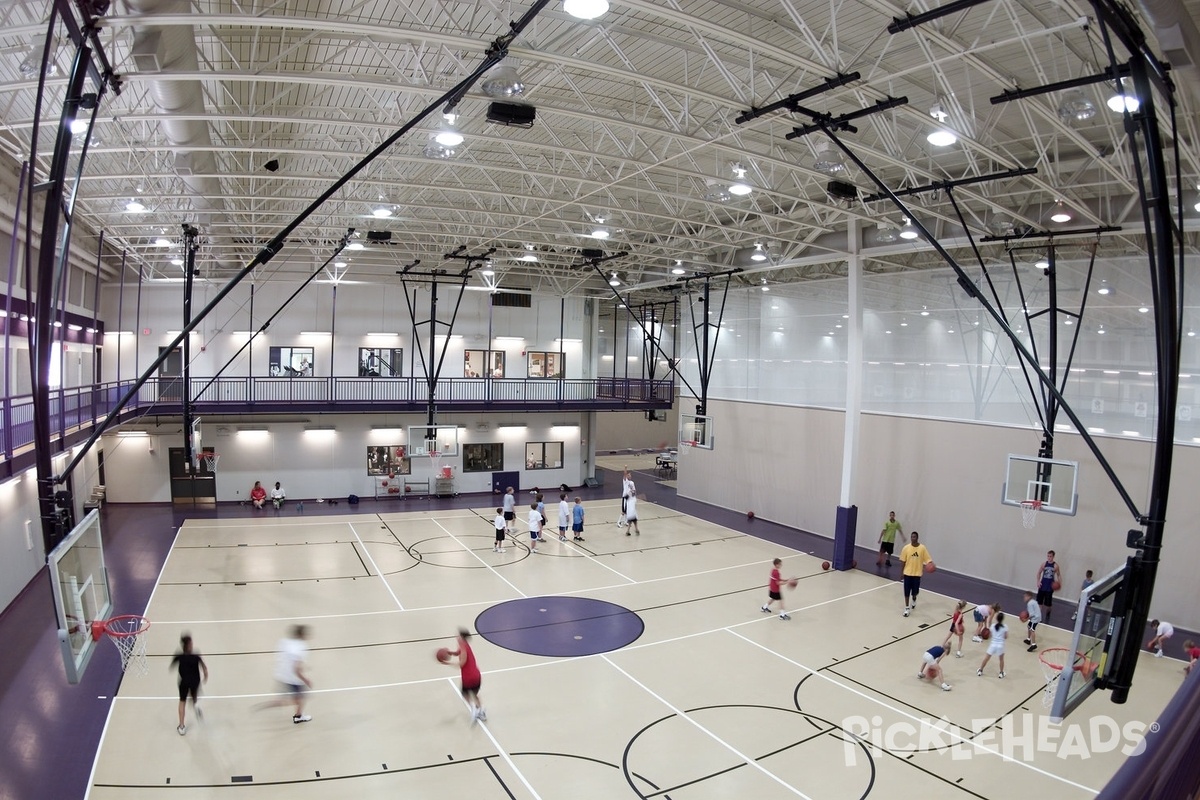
[703,179,731,203]
[481,260,495,277]
[435,124,464,147]
[1050,200,1073,223]
[1057,91,1097,124]
[760,278,770,292]
[926,103,957,146]
[480,63,525,98]
[728,163,753,196]
[125,199,146,213]
[153,236,172,247]
[69,118,89,135]
[520,244,538,262]
[563,0,609,20]
[671,260,686,275]
[1035,256,1050,270]
[750,243,767,262]
[1098,280,1111,295]
[608,272,621,286]
[876,223,899,243]
[422,142,457,159]
[1106,78,1140,113]
[170,257,184,266]
[812,139,846,175]
[899,218,920,240]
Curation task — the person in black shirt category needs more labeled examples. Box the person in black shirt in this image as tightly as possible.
[171,635,208,735]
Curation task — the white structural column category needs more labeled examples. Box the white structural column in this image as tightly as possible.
[840,220,863,508]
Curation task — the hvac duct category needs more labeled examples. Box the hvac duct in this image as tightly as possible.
[1136,0,1200,106]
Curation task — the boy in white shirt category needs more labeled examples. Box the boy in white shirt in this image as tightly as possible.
[1022,590,1043,652]
[557,494,571,542]
[527,503,543,553]
[270,482,286,509]
[618,468,635,527]
[502,487,516,533]
[493,508,506,553]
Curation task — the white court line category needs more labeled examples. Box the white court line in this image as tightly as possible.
[446,680,543,800]
[149,550,820,626]
[346,521,405,611]
[602,653,813,799]
[81,692,120,800]
[431,519,529,599]
[725,628,1101,796]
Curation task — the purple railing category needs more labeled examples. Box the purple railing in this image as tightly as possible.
[0,376,673,462]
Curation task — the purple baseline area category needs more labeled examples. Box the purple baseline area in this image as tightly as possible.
[474,596,644,657]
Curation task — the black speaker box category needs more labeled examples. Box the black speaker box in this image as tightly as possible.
[486,101,536,128]
[366,230,392,242]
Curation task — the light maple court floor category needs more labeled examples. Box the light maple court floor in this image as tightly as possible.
[88,501,1182,800]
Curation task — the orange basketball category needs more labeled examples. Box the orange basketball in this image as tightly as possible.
[1052,581,1062,591]
[1019,611,1030,622]
[787,578,798,589]
[380,479,388,487]
[436,647,452,664]
[821,561,831,571]
[925,665,939,679]
[924,561,936,574]
[747,511,755,520]
[1081,659,1098,680]
[981,628,991,640]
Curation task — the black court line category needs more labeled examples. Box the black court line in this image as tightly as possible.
[481,757,517,800]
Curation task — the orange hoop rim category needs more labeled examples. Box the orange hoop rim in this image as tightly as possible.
[1038,646,1084,672]
[1020,499,1043,510]
[103,614,151,639]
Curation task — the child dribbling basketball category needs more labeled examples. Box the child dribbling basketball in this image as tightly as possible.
[761,558,792,620]
[942,600,968,657]
[917,644,952,690]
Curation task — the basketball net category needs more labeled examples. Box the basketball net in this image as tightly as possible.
[426,438,443,476]
[1038,648,1078,707]
[1020,499,1041,529]
[203,453,220,473]
[102,616,151,675]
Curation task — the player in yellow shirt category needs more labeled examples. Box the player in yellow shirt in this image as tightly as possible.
[899,531,932,617]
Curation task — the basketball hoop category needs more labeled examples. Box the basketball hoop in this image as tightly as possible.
[93,614,151,675]
[1038,647,1083,707]
[429,448,443,476]
[1020,499,1042,529]
[203,452,220,473]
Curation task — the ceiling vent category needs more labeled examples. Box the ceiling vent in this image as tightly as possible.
[130,30,163,72]
[486,101,536,128]
[366,230,392,242]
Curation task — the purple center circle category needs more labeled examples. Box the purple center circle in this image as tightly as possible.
[474,596,644,657]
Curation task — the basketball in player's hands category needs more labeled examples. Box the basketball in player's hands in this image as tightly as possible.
[981,628,991,640]
[436,647,452,664]
[1052,580,1061,591]
[787,578,798,589]
[924,561,936,573]
[1019,611,1030,622]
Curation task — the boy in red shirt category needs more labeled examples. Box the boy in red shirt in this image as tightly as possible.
[1184,640,1200,676]
[760,558,791,621]
[446,628,485,721]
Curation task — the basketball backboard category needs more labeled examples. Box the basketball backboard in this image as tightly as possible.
[679,413,714,450]
[1049,563,1128,722]
[1001,453,1078,515]
[48,509,112,684]
[407,424,460,456]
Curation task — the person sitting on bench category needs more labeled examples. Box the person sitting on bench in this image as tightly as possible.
[271,482,286,509]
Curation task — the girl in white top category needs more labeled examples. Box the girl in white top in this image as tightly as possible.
[624,490,641,535]
[1147,619,1174,657]
[977,612,1008,679]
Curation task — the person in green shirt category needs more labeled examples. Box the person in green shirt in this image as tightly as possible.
[877,511,904,568]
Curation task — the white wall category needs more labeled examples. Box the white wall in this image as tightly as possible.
[0,445,103,612]
[678,397,1200,631]
[101,413,587,503]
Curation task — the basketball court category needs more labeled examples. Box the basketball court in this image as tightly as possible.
[83,500,1182,799]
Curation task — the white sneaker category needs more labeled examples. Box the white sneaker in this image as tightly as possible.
[955,650,963,658]
[761,605,770,613]
[917,672,925,679]
[477,708,487,721]
[293,714,312,723]
[903,608,910,617]
[941,683,952,691]
[911,599,916,608]
[177,725,186,735]
[498,548,505,553]
[779,613,790,620]
[1154,649,1164,658]
[971,636,982,643]
[998,672,1006,679]
[977,669,983,676]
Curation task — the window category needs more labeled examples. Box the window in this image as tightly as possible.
[465,349,506,378]
[359,347,402,377]
[269,346,314,377]
[463,443,503,473]
[527,351,564,379]
[367,445,410,476]
[525,441,563,470]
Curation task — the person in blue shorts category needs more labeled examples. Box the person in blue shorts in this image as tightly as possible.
[917,644,952,690]
[571,497,586,542]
